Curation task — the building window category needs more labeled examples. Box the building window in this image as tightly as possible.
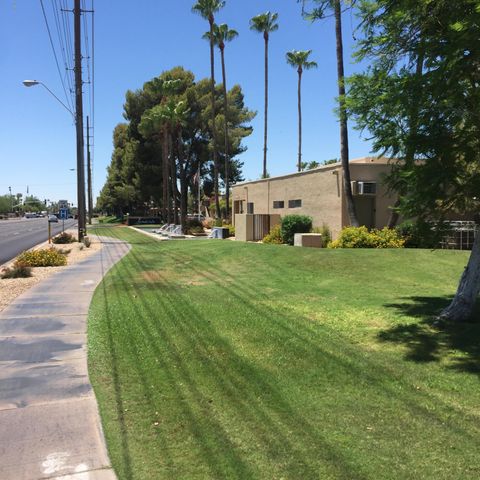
[273,200,284,209]
[247,202,254,214]
[288,199,302,208]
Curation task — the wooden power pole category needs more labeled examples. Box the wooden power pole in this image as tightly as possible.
[74,0,86,239]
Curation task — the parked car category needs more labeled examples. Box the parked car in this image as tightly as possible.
[48,214,58,223]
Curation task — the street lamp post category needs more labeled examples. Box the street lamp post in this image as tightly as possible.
[23,79,86,241]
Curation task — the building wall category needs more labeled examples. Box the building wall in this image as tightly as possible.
[232,158,398,239]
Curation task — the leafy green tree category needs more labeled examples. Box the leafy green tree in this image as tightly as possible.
[250,12,279,179]
[205,23,238,220]
[192,0,226,219]
[0,195,11,214]
[286,50,317,172]
[348,0,480,322]
[99,67,254,224]
[299,0,359,226]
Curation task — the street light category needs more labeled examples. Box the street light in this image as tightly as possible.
[22,80,75,119]
[23,79,86,240]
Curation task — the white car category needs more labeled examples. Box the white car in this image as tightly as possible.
[48,214,58,223]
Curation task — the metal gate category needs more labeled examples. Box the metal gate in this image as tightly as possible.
[253,214,271,241]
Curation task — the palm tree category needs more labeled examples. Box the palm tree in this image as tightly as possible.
[205,23,238,220]
[250,12,279,179]
[192,0,225,219]
[300,0,359,226]
[286,50,317,172]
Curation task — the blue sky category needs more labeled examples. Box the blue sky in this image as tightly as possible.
[0,0,372,206]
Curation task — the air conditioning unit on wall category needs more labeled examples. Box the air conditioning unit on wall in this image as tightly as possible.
[351,181,377,195]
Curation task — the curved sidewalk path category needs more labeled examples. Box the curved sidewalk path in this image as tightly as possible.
[0,236,130,480]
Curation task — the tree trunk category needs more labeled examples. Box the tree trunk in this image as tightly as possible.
[208,16,220,219]
[169,134,178,225]
[162,128,169,223]
[177,129,187,232]
[438,228,480,322]
[263,32,269,178]
[297,67,302,172]
[335,0,358,227]
[220,46,230,221]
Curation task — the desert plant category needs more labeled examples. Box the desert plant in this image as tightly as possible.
[83,236,91,248]
[311,224,332,246]
[52,232,76,244]
[16,248,67,267]
[281,214,313,245]
[185,218,205,235]
[1,261,32,279]
[263,224,283,244]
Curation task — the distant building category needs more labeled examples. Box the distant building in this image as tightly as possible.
[232,157,397,239]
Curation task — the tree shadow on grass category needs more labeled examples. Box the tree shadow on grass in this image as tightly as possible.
[380,296,480,374]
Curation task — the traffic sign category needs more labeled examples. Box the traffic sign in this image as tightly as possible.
[59,208,68,220]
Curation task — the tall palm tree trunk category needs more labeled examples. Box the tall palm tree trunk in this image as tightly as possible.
[220,47,230,220]
[162,128,169,223]
[169,133,178,225]
[297,67,303,172]
[177,128,187,233]
[335,0,358,227]
[263,33,269,178]
[208,16,221,219]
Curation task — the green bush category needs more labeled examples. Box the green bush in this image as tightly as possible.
[1,261,32,279]
[52,232,76,244]
[281,215,313,245]
[263,224,284,244]
[17,248,67,267]
[395,220,448,248]
[328,226,405,249]
[185,218,205,235]
[311,224,332,247]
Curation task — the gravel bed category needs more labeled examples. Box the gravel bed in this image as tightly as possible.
[0,230,102,312]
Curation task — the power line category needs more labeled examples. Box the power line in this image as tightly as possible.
[39,0,73,112]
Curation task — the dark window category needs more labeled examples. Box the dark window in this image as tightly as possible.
[288,199,302,208]
[273,200,284,209]
[247,202,254,214]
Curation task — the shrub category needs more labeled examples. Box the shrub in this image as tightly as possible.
[185,218,205,235]
[311,224,332,247]
[281,215,313,245]
[83,236,91,248]
[328,226,405,249]
[202,218,214,229]
[263,224,284,244]
[52,232,76,244]
[395,220,447,249]
[17,248,67,267]
[214,218,223,227]
[1,261,32,279]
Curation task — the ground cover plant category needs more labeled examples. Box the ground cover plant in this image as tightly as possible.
[88,226,480,480]
[16,247,67,267]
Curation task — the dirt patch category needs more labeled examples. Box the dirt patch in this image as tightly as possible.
[140,270,206,287]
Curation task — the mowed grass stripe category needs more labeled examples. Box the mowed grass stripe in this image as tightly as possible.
[88,226,480,479]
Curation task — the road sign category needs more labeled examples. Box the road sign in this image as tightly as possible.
[59,208,68,220]
[58,200,69,209]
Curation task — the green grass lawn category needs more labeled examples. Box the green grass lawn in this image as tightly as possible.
[88,226,480,480]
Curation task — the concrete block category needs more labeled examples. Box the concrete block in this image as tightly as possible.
[294,233,323,248]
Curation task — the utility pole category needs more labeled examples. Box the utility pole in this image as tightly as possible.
[86,115,93,224]
[74,0,86,240]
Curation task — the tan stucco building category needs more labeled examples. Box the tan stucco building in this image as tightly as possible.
[232,157,397,239]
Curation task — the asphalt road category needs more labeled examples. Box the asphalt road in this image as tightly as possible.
[0,217,77,266]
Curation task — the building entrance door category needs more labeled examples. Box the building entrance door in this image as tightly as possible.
[354,196,375,228]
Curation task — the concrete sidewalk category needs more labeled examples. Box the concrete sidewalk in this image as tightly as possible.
[0,236,130,480]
